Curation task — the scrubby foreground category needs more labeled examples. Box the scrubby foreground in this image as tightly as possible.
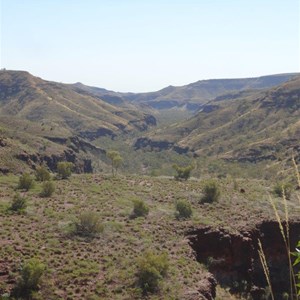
[0,174,299,299]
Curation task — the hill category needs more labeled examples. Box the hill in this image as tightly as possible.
[68,74,299,114]
[134,77,300,174]
[123,73,299,111]
[0,70,156,173]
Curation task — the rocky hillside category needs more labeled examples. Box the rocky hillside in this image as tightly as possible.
[123,73,299,111]
[135,77,300,165]
[69,73,299,112]
[0,70,156,173]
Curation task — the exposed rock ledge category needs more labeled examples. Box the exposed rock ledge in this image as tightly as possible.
[187,219,300,299]
[134,137,189,154]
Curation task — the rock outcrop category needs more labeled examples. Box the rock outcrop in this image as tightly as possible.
[134,137,189,154]
[188,220,300,299]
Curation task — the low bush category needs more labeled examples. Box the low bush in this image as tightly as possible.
[172,164,194,181]
[175,199,192,219]
[40,181,55,197]
[35,166,51,182]
[17,173,35,191]
[13,258,45,298]
[74,211,104,237]
[56,162,73,179]
[10,193,27,213]
[132,199,149,218]
[137,251,169,293]
[201,180,220,203]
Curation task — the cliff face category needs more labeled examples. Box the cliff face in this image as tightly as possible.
[0,135,106,174]
[188,220,300,299]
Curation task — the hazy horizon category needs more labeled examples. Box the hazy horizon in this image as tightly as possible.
[1,0,299,92]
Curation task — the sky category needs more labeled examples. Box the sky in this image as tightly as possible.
[0,0,299,92]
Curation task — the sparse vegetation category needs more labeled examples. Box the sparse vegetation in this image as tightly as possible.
[201,180,220,203]
[74,211,104,237]
[131,199,149,218]
[17,173,35,191]
[35,166,51,182]
[257,159,300,300]
[40,181,55,197]
[0,165,299,299]
[273,182,292,199]
[13,258,46,298]
[172,164,194,180]
[137,251,169,293]
[175,199,192,219]
[9,193,27,213]
[57,162,73,179]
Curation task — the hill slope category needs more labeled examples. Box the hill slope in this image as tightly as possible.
[0,70,156,173]
[135,77,300,166]
[123,73,299,110]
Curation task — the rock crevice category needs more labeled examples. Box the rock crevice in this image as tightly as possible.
[188,220,300,299]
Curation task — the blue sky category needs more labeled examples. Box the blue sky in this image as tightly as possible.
[0,0,299,92]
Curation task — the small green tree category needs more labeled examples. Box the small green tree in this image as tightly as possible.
[106,150,123,176]
[175,199,192,219]
[132,199,149,218]
[57,162,73,179]
[13,258,45,298]
[137,251,169,293]
[17,173,35,191]
[74,211,104,238]
[10,193,27,213]
[201,180,220,203]
[35,166,51,182]
[40,181,55,197]
[172,164,194,181]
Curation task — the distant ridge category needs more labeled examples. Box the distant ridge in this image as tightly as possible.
[135,76,300,165]
[121,73,300,110]
[70,72,299,111]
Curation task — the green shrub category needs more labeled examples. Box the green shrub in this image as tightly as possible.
[172,164,194,180]
[10,193,27,213]
[132,199,149,218]
[13,258,45,298]
[137,251,169,293]
[17,173,35,191]
[273,182,292,199]
[175,199,192,219]
[35,166,51,182]
[57,162,73,179]
[40,181,55,197]
[74,211,104,237]
[201,180,220,203]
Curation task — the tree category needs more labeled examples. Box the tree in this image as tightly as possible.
[106,150,123,176]
[56,162,73,179]
[172,164,194,181]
